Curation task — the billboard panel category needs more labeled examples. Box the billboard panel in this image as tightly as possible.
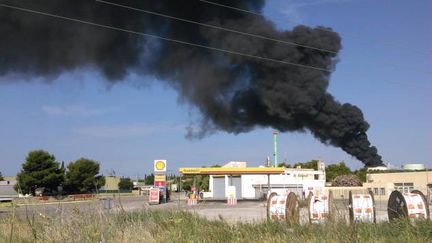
[154,181,166,187]
[154,174,166,182]
[149,188,160,204]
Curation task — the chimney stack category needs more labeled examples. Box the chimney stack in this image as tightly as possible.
[273,130,278,168]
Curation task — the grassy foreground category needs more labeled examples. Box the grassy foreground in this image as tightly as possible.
[0,209,431,243]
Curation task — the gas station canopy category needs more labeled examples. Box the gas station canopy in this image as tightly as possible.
[179,167,285,175]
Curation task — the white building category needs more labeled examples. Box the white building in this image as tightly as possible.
[207,161,326,200]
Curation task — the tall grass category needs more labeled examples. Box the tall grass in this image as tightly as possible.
[0,208,431,242]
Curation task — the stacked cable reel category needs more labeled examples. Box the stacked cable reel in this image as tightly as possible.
[307,191,336,224]
[267,188,430,225]
[388,190,430,222]
[267,192,300,225]
[348,191,376,223]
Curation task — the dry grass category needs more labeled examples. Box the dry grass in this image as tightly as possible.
[0,206,431,243]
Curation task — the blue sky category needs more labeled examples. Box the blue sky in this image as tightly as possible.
[0,0,431,177]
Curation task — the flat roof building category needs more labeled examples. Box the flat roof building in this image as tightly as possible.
[180,161,326,200]
[363,170,432,203]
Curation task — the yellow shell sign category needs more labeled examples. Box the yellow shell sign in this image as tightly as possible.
[154,160,167,172]
[155,161,165,170]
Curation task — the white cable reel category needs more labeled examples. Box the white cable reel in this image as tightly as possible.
[388,189,430,221]
[348,191,376,223]
[267,192,300,225]
[307,191,335,224]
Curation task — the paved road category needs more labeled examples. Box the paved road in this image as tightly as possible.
[0,195,148,218]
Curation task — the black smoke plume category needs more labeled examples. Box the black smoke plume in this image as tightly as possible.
[0,0,383,166]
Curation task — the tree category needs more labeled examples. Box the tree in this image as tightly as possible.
[196,175,209,191]
[277,162,291,168]
[293,160,319,169]
[65,158,105,193]
[325,162,352,182]
[0,171,3,181]
[181,168,222,192]
[180,175,205,191]
[354,168,367,182]
[15,150,64,195]
[144,174,154,185]
[331,174,362,187]
[181,177,193,191]
[118,178,134,191]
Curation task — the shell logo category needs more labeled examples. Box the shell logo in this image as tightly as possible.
[155,161,165,170]
[154,160,167,172]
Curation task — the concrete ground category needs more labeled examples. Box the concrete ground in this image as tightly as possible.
[185,201,391,224]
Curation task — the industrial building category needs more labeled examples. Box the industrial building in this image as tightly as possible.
[180,161,326,200]
[363,167,432,203]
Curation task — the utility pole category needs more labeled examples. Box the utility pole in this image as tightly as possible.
[273,130,278,168]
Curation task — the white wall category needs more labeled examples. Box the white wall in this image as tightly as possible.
[242,174,267,198]
[241,173,325,199]
[209,168,326,199]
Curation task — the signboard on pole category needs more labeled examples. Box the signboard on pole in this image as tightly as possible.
[149,188,160,204]
[155,174,166,182]
[154,160,167,173]
[154,169,167,187]
[154,181,166,187]
[153,159,167,203]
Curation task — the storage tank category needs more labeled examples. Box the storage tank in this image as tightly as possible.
[403,164,425,171]
[367,166,388,171]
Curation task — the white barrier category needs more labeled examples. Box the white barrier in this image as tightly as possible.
[226,186,237,205]
[187,198,198,206]
[227,197,237,205]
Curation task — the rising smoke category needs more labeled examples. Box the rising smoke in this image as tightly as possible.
[0,0,382,166]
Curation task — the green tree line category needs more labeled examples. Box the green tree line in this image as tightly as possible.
[15,150,105,196]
